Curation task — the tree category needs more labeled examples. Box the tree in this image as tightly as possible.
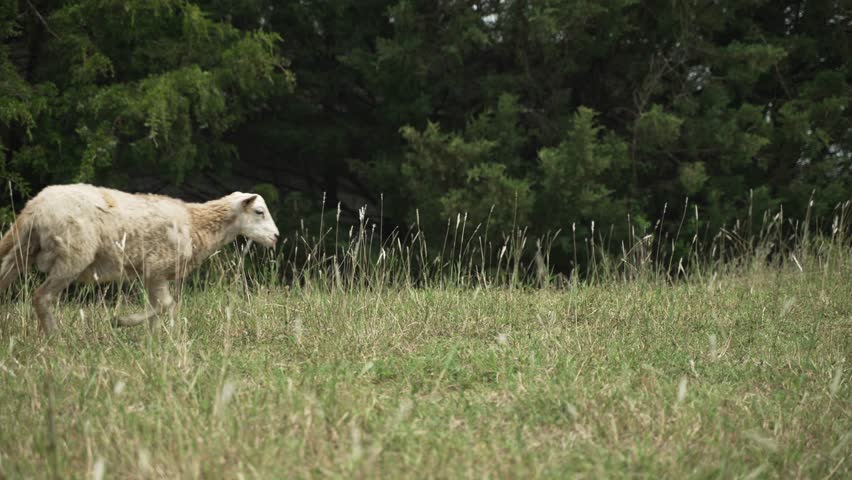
[2,0,848,271]
[1,0,293,221]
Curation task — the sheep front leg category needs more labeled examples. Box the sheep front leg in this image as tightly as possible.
[146,281,175,328]
[114,280,175,328]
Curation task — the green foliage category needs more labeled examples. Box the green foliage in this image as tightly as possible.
[251,182,279,207]
[678,162,709,196]
[399,121,532,234]
[719,42,787,90]
[1,0,849,273]
[465,94,525,172]
[538,107,629,233]
[0,145,28,223]
[75,125,118,182]
[441,162,534,234]
[1,0,293,191]
[634,105,683,153]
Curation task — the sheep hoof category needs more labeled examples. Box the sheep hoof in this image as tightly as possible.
[112,315,144,328]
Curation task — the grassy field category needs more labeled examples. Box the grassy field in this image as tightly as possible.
[0,252,849,478]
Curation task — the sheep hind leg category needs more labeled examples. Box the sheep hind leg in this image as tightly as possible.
[31,251,90,334]
[0,263,19,294]
[33,274,75,334]
[114,280,174,328]
[1,243,33,294]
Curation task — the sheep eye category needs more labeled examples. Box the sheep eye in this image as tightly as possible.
[254,208,264,216]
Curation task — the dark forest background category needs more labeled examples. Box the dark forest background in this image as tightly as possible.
[2,0,850,270]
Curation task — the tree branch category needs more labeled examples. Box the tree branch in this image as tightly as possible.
[26,0,61,40]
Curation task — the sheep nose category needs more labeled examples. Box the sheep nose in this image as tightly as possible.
[273,233,279,245]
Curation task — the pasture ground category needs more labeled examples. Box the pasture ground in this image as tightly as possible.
[0,261,850,478]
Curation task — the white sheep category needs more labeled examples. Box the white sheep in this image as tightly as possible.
[0,184,280,333]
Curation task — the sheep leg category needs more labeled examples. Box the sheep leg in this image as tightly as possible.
[146,282,175,328]
[1,243,31,294]
[0,263,19,293]
[33,275,75,334]
[114,280,174,328]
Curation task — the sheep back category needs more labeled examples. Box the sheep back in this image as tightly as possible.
[23,184,196,283]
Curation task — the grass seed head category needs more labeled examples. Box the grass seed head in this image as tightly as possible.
[91,457,105,480]
[676,377,688,404]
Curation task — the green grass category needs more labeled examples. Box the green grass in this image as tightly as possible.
[1,257,849,478]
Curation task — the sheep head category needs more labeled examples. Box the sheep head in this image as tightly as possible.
[230,192,280,248]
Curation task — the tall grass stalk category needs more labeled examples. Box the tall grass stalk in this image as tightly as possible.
[227,197,851,292]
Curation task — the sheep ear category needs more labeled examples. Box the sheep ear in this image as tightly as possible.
[240,194,258,210]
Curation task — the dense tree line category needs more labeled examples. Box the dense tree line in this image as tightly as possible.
[2,1,850,267]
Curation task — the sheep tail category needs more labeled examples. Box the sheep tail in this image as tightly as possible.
[0,223,19,261]
[0,213,33,265]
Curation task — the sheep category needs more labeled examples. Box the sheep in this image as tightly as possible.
[0,183,280,334]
